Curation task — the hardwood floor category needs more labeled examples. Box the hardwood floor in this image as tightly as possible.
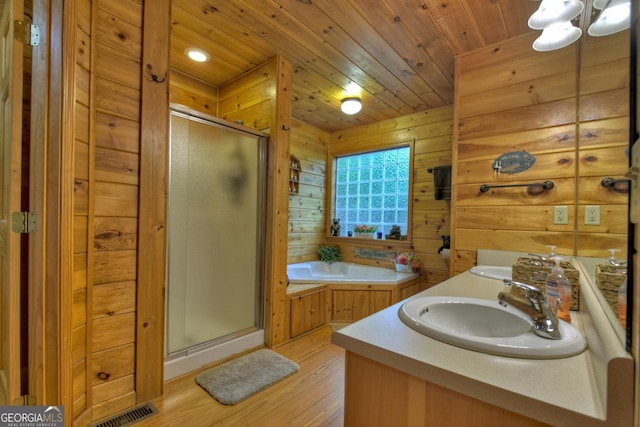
[136,326,345,427]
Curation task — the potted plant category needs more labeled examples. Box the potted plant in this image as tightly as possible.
[317,245,341,264]
[393,251,422,273]
[353,224,377,238]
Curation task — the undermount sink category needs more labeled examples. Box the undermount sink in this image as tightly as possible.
[398,296,587,359]
[469,265,512,280]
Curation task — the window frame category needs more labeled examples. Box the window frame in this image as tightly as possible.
[327,141,415,242]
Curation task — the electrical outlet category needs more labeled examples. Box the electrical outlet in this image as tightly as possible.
[553,206,568,224]
[585,205,600,225]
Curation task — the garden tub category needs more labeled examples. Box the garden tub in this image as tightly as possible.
[287,261,418,286]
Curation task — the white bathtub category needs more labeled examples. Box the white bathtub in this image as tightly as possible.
[287,261,418,285]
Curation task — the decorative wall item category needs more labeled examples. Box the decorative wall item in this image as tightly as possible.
[289,154,300,194]
[492,151,536,175]
[354,248,396,262]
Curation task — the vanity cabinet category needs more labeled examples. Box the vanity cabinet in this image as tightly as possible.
[344,352,548,426]
[289,288,328,338]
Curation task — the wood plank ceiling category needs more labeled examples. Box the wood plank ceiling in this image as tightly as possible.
[170,0,541,132]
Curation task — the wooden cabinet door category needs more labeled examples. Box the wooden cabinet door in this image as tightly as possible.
[369,291,392,314]
[332,289,392,322]
[332,290,353,322]
[290,289,327,338]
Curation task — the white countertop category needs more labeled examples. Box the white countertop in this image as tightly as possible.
[331,270,634,427]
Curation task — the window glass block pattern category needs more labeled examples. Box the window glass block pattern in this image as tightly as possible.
[333,146,410,236]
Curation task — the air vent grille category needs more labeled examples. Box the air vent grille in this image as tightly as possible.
[90,402,158,427]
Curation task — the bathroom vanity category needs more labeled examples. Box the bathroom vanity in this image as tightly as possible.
[331,259,633,426]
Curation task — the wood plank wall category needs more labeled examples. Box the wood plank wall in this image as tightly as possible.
[287,119,329,263]
[327,106,454,288]
[453,32,629,274]
[577,32,630,256]
[69,0,143,423]
[91,0,142,419]
[169,70,218,116]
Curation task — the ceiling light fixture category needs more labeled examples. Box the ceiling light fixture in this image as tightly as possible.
[341,97,362,115]
[528,0,630,51]
[185,48,210,63]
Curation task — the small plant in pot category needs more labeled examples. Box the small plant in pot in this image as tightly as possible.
[393,251,422,273]
[317,245,341,264]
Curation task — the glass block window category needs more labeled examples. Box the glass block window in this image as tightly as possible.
[334,147,410,237]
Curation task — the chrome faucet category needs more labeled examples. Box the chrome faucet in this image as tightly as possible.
[498,279,562,340]
[527,253,545,266]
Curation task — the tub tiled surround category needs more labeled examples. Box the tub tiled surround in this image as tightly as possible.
[332,250,633,426]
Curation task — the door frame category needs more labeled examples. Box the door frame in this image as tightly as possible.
[28,0,63,406]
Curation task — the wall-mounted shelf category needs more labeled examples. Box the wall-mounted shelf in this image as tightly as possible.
[289,154,301,195]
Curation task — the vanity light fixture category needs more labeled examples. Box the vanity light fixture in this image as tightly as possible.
[185,48,210,63]
[588,0,631,36]
[341,97,362,115]
[533,21,583,51]
[528,0,630,51]
[528,0,584,30]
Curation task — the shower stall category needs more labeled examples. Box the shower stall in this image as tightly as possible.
[164,107,267,379]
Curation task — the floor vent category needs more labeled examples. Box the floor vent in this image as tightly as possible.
[90,402,158,427]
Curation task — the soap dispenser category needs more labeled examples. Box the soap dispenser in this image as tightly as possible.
[544,245,557,268]
[545,257,571,323]
[546,245,557,258]
[618,277,627,328]
[608,249,621,266]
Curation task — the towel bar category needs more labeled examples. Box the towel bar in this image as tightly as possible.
[600,177,630,193]
[479,180,555,194]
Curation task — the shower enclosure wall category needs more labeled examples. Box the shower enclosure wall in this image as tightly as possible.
[165,107,267,379]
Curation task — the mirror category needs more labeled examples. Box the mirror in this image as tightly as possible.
[577,26,630,343]
[576,256,628,345]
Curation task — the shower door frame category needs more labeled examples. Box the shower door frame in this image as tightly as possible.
[165,103,268,357]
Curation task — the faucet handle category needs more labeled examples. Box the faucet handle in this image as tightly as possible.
[503,279,547,310]
[502,279,544,300]
[502,279,560,316]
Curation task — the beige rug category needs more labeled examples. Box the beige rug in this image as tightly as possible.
[195,349,300,405]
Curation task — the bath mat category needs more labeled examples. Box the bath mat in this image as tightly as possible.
[195,349,300,405]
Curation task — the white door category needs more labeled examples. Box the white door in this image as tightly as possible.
[0,0,24,404]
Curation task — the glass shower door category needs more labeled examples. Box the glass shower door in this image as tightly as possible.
[166,111,265,355]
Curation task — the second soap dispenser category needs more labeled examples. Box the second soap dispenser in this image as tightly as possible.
[546,256,571,323]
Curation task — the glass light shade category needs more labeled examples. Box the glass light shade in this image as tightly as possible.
[528,0,584,30]
[185,48,210,62]
[588,0,630,36]
[341,98,362,115]
[593,0,609,10]
[532,21,582,52]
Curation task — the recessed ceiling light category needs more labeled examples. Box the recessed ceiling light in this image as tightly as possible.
[185,48,210,63]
